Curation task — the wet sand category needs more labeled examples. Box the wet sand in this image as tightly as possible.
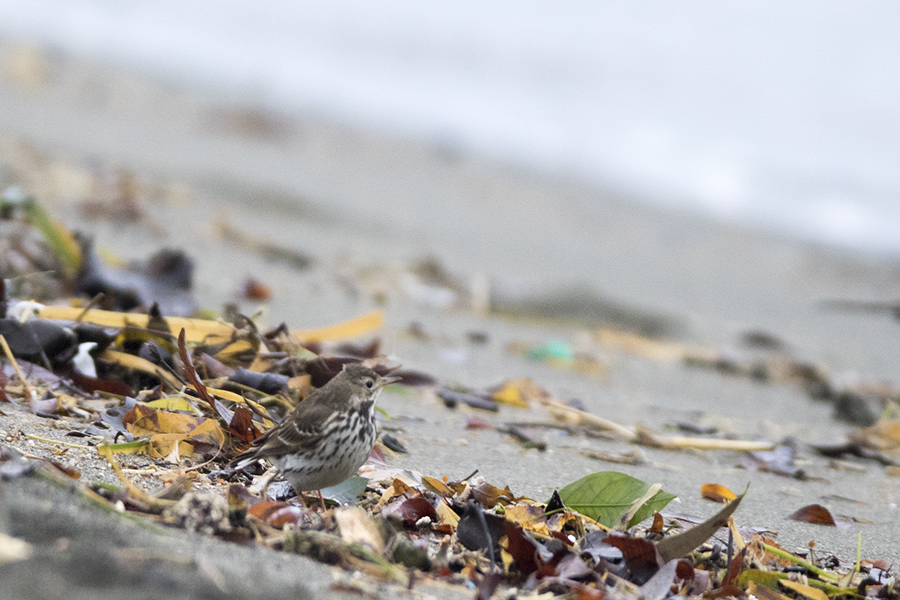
[1,40,899,582]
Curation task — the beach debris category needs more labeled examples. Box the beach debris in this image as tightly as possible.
[494,423,546,451]
[700,483,736,503]
[543,398,776,452]
[1,186,81,277]
[595,324,900,430]
[507,339,608,375]
[76,242,198,316]
[579,448,646,466]
[78,167,147,224]
[742,443,806,479]
[739,329,790,351]
[336,255,473,310]
[821,297,900,321]
[239,278,271,301]
[1,318,890,600]
[437,388,499,412]
[488,377,550,408]
[787,504,838,526]
[213,217,312,270]
[491,281,680,336]
[811,413,900,466]
[1,189,896,599]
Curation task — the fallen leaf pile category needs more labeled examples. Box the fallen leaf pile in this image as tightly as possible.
[1,191,899,598]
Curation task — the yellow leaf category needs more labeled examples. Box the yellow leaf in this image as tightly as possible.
[435,501,460,529]
[131,409,205,436]
[144,419,224,460]
[148,433,195,459]
[36,306,235,342]
[490,378,551,408]
[145,397,202,414]
[746,581,793,600]
[504,504,550,536]
[100,349,183,390]
[701,483,737,503]
[114,328,178,354]
[492,382,527,408]
[291,310,384,343]
[184,418,227,447]
[211,337,259,367]
[857,419,900,451]
[202,386,272,427]
[780,580,830,600]
[422,476,454,497]
[499,538,514,573]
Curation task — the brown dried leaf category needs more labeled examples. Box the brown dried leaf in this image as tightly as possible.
[229,405,261,445]
[178,328,217,410]
[465,416,495,430]
[649,511,664,535]
[501,520,543,576]
[248,500,304,528]
[389,369,436,387]
[605,535,662,582]
[471,482,523,508]
[787,504,836,526]
[241,278,272,301]
[381,493,438,526]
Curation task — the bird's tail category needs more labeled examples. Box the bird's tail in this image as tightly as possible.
[228,447,263,471]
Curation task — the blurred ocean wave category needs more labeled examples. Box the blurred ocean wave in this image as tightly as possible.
[1,0,899,254]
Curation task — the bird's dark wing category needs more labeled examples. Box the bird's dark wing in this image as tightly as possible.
[230,396,338,467]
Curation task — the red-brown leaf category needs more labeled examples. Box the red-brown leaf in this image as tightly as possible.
[381,494,438,526]
[604,535,662,577]
[229,405,260,444]
[177,328,217,410]
[248,500,304,527]
[503,520,542,576]
[787,504,837,526]
[466,416,495,430]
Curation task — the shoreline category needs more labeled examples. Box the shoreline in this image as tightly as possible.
[1,42,899,570]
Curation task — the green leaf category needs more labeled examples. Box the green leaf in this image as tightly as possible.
[557,471,676,528]
[96,441,149,455]
[5,189,82,275]
[321,476,369,505]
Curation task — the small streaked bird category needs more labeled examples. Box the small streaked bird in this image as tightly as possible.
[230,363,399,503]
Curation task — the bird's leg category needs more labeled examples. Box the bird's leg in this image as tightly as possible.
[316,490,327,511]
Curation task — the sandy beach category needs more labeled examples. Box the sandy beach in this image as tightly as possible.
[1,41,899,597]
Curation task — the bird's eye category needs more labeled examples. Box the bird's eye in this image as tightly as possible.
[365,380,373,389]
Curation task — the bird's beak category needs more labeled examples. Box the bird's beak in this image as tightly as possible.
[381,375,402,386]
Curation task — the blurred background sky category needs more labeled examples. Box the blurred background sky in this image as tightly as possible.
[1,0,898,255]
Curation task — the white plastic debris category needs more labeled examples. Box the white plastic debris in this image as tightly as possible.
[72,342,98,378]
